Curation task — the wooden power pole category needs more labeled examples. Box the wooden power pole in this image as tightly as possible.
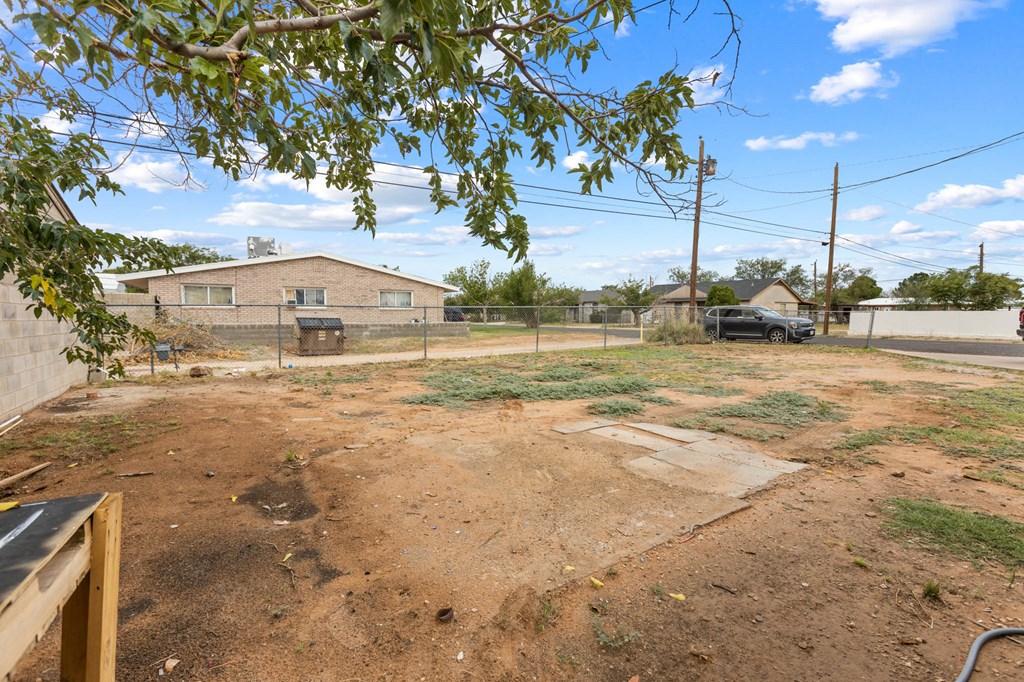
[979,242,984,273]
[688,137,705,321]
[823,163,839,335]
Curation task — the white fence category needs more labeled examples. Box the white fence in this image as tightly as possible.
[849,309,1021,340]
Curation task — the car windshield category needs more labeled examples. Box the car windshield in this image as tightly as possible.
[753,307,784,318]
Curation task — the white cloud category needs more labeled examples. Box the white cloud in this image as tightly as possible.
[125,229,237,247]
[109,154,189,193]
[973,219,1024,241]
[687,63,727,105]
[915,174,1024,210]
[601,12,632,38]
[809,61,899,105]
[890,220,921,235]
[38,110,76,135]
[842,205,886,221]
[561,151,590,170]
[375,225,470,246]
[744,131,858,151]
[532,225,586,239]
[814,0,1006,58]
[528,243,573,257]
[121,112,167,140]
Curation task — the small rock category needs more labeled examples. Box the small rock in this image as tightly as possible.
[754,615,764,623]
[345,444,369,450]
[865,512,878,518]
[456,651,464,662]
[801,582,809,588]
[798,641,808,650]
[206,471,216,478]
[891,471,906,478]
[189,366,213,378]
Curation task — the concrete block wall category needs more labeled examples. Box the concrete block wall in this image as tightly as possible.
[1,278,89,422]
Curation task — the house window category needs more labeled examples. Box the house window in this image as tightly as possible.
[183,285,234,305]
[284,288,326,306]
[379,290,413,308]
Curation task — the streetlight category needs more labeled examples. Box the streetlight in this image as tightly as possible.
[688,137,716,320]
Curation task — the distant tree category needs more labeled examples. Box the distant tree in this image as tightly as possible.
[892,272,933,310]
[928,268,973,309]
[782,264,812,298]
[733,257,788,280]
[846,275,883,303]
[816,263,876,305]
[705,284,740,307]
[443,260,497,308]
[601,276,659,327]
[105,243,234,272]
[492,261,580,328]
[966,270,1021,310]
[667,265,721,284]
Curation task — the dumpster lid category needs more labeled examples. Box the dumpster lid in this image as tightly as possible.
[296,317,344,329]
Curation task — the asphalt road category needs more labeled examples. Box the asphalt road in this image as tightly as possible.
[809,336,1024,357]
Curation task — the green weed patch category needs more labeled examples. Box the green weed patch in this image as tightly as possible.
[704,391,846,427]
[588,399,645,417]
[882,498,1024,569]
[838,425,1024,461]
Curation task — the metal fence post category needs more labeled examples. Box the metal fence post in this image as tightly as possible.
[149,344,154,375]
[535,306,541,353]
[603,308,608,349]
[866,309,876,349]
[277,305,283,369]
[663,307,669,346]
[423,306,428,359]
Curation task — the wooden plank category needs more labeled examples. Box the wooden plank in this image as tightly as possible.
[0,462,51,490]
[60,545,91,682]
[0,494,106,612]
[0,534,91,680]
[85,493,121,682]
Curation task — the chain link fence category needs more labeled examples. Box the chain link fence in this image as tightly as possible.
[104,303,865,375]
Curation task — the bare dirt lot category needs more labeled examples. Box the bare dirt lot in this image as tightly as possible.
[3,344,1023,681]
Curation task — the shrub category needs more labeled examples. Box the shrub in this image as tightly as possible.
[647,320,710,345]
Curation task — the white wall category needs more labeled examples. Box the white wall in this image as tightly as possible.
[849,309,1021,340]
[1,277,89,422]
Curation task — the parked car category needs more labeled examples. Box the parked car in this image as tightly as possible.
[703,305,815,344]
[444,306,466,322]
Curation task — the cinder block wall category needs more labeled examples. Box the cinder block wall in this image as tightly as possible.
[1,277,89,422]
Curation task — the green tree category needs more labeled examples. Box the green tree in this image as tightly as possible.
[705,284,739,307]
[733,257,788,280]
[816,263,876,305]
[845,275,883,302]
[105,243,234,272]
[893,272,933,310]
[443,260,497,308]
[964,269,1021,310]
[667,266,721,284]
[1,0,738,372]
[928,268,974,309]
[492,261,579,328]
[601,276,659,327]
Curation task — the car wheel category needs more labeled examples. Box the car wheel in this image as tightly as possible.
[705,327,719,341]
[767,328,787,344]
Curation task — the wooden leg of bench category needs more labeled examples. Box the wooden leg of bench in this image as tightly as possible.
[58,494,122,682]
[86,493,122,682]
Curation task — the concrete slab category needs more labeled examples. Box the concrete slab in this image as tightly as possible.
[626,423,713,443]
[626,456,753,498]
[552,419,621,434]
[588,426,678,451]
[652,448,782,489]
[684,439,806,473]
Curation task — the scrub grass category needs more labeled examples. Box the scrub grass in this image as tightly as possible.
[588,399,645,417]
[882,498,1024,570]
[838,425,1024,461]
[704,391,846,428]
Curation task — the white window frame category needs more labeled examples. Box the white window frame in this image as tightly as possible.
[379,290,414,308]
[284,287,327,307]
[182,284,235,306]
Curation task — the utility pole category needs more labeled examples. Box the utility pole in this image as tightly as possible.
[823,163,839,335]
[688,137,705,322]
[979,242,984,273]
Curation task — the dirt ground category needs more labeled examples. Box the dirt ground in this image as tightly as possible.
[3,343,1023,681]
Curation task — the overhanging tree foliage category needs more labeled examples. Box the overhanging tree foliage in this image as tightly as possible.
[1,0,740,371]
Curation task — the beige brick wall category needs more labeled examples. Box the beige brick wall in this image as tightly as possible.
[1,277,89,423]
[145,256,450,326]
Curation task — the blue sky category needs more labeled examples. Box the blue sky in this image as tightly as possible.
[33,0,1024,291]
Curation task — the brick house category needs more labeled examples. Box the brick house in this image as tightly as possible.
[114,252,459,341]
